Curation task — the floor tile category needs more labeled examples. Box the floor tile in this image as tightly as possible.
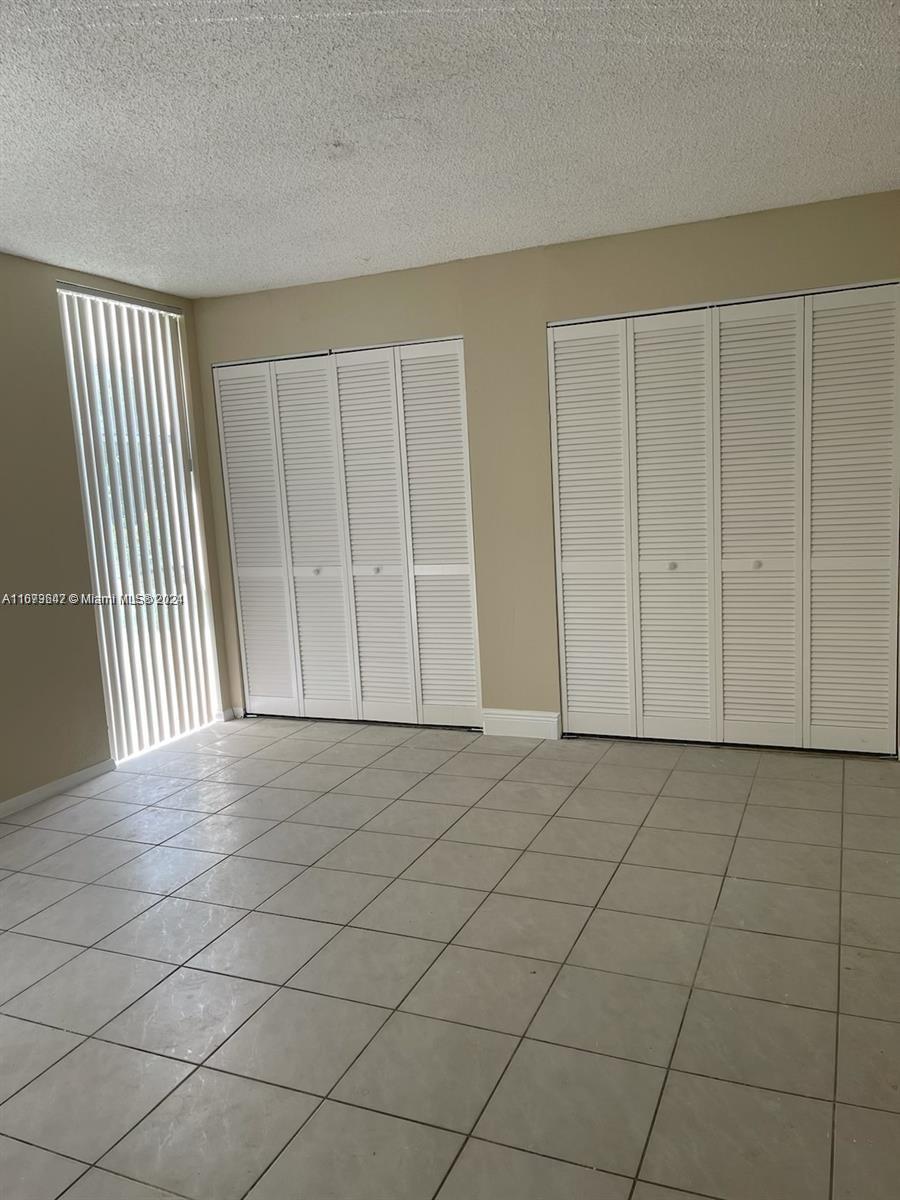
[222,786,319,820]
[99,847,226,893]
[402,773,494,804]
[662,769,751,803]
[402,944,555,1034]
[288,792,391,828]
[288,720,360,740]
[2,948,171,1034]
[598,864,721,923]
[0,827,81,870]
[476,779,572,815]
[533,737,613,762]
[234,822,349,865]
[495,851,615,904]
[62,1169,194,1198]
[697,926,838,1008]
[0,1039,190,1160]
[728,836,841,888]
[645,795,742,835]
[841,891,900,951]
[101,807,205,843]
[190,911,338,983]
[32,797,142,835]
[758,752,843,783]
[333,767,427,797]
[475,1038,662,1175]
[0,1014,82,1104]
[290,926,441,1006]
[403,727,478,750]
[0,933,81,1004]
[841,946,900,1020]
[103,775,190,803]
[843,783,900,817]
[842,849,900,899]
[713,876,839,941]
[557,787,654,823]
[833,1104,900,1200]
[436,752,519,780]
[207,988,388,1093]
[843,813,900,854]
[624,827,733,873]
[749,777,842,811]
[315,829,432,876]
[603,742,683,769]
[99,966,274,1061]
[640,1071,832,1200]
[175,857,302,907]
[0,874,82,927]
[349,724,424,745]
[370,746,455,772]
[354,878,485,940]
[530,964,688,1065]
[165,813,277,852]
[5,794,84,825]
[14,884,159,945]
[672,989,835,1097]
[402,840,519,889]
[505,758,591,787]
[837,1014,900,1112]
[465,735,539,757]
[101,1067,316,1200]
[246,1100,461,1200]
[740,805,841,846]
[210,759,295,786]
[333,1011,516,1132]
[308,741,393,767]
[528,816,635,860]
[98,896,243,962]
[443,808,547,849]
[455,892,589,961]
[581,763,669,795]
[260,866,390,922]
[154,780,256,812]
[570,910,706,985]
[0,1135,86,1200]
[28,835,149,882]
[845,759,900,789]
[437,1139,629,1200]
[364,799,467,837]
[674,746,760,775]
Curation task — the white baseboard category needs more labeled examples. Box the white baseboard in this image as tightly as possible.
[482,709,561,739]
[0,757,117,822]
[216,707,244,722]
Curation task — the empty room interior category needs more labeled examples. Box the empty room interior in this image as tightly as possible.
[2,3,900,1199]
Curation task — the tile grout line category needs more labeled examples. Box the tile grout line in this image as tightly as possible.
[828,758,846,1200]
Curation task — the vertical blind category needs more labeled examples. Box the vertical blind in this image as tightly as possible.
[58,288,218,761]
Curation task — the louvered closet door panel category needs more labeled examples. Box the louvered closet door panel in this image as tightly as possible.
[273,357,358,719]
[397,340,481,726]
[336,347,418,723]
[718,298,803,746]
[806,285,899,753]
[214,363,299,716]
[631,309,716,740]
[551,322,635,735]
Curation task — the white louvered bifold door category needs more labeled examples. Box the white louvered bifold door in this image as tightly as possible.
[805,285,899,753]
[630,309,718,740]
[215,362,300,716]
[336,347,418,723]
[551,321,636,735]
[273,357,359,719]
[717,298,803,746]
[396,340,481,726]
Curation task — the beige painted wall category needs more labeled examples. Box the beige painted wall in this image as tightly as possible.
[0,253,221,802]
[194,191,900,720]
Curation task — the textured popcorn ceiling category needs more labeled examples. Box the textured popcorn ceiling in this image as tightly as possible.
[1,1,898,297]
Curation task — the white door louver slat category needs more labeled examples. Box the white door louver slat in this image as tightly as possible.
[214,362,299,716]
[397,341,480,725]
[550,321,635,735]
[631,308,717,740]
[718,297,803,746]
[336,347,417,723]
[273,357,357,718]
[805,286,899,753]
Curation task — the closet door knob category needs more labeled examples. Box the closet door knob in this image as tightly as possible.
[753,559,763,570]
[668,561,678,571]
[312,567,321,576]
[373,566,382,575]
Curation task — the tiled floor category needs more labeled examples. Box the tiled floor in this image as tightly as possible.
[0,720,899,1199]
